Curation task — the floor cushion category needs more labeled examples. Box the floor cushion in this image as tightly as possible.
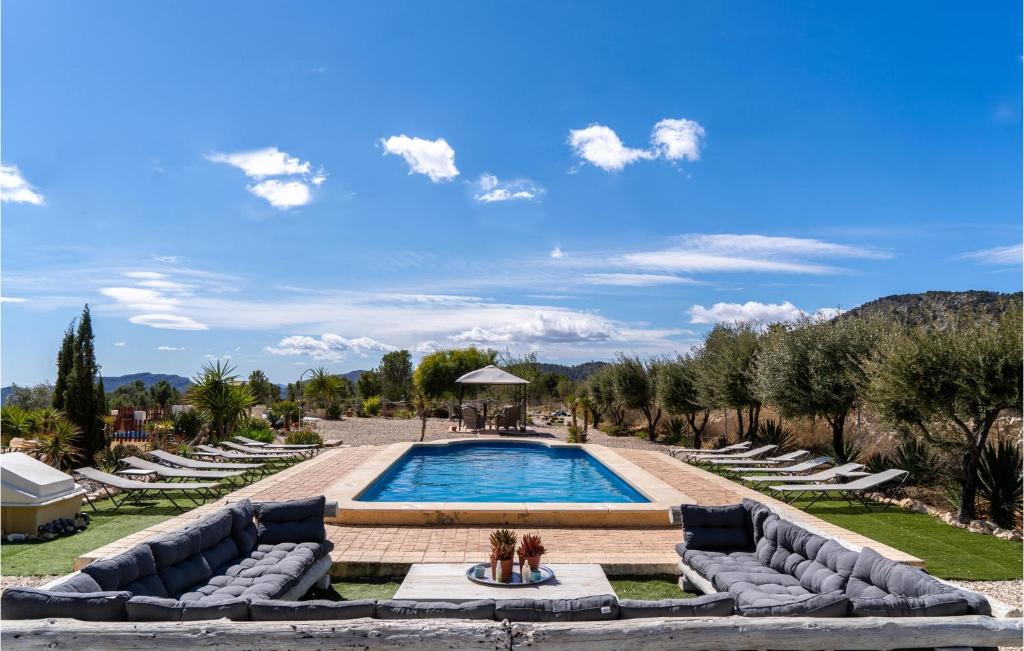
[734,586,850,617]
[618,593,734,618]
[494,594,619,622]
[126,595,249,621]
[375,599,495,620]
[249,598,376,620]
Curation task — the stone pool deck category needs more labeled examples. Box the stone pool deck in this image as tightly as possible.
[75,440,921,575]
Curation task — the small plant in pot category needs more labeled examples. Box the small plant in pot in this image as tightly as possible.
[517,534,547,572]
[489,528,517,583]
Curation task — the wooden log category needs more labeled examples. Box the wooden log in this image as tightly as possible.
[0,618,510,651]
[510,615,1024,650]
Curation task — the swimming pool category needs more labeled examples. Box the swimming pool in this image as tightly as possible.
[356,441,650,503]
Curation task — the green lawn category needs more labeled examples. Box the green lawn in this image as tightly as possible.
[795,499,1023,581]
[609,575,695,600]
[310,578,403,601]
[0,497,180,576]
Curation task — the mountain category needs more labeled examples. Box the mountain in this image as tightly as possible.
[537,361,609,381]
[342,370,367,383]
[842,290,1022,327]
[1,372,192,405]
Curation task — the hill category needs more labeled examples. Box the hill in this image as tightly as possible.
[843,290,1022,327]
[1,372,192,405]
[537,361,609,381]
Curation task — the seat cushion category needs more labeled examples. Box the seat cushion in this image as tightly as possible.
[177,542,319,602]
[715,570,801,593]
[148,527,212,597]
[81,544,168,597]
[494,594,618,622]
[682,549,766,578]
[1,587,131,621]
[734,587,850,617]
[250,599,376,621]
[126,595,249,621]
[846,547,985,616]
[375,599,495,620]
[618,593,735,618]
[254,496,326,545]
[849,594,970,617]
[681,504,753,551]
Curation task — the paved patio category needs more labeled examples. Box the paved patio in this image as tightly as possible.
[75,441,922,575]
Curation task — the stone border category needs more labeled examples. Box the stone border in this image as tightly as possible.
[871,494,1023,541]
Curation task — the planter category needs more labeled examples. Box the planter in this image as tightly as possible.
[527,555,541,572]
[498,559,513,583]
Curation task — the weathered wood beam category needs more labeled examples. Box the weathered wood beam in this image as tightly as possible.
[510,615,1024,650]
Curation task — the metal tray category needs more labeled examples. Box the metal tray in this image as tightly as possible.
[465,563,555,587]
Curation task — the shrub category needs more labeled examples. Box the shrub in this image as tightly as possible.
[94,443,145,473]
[598,422,622,436]
[977,439,1023,529]
[326,403,343,420]
[239,427,275,443]
[891,436,934,486]
[285,430,323,446]
[863,452,889,475]
[567,425,587,444]
[833,436,863,464]
[362,395,383,417]
[27,420,81,471]
[755,419,794,451]
[393,409,413,419]
[172,408,207,441]
[660,416,688,445]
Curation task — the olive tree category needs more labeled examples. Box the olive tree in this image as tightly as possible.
[611,353,661,440]
[658,355,710,448]
[867,309,1022,523]
[695,322,762,440]
[756,317,878,462]
[583,365,620,429]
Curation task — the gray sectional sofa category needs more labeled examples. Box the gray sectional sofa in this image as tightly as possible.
[677,498,991,618]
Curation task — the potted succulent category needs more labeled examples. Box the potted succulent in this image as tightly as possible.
[517,534,547,572]
[489,528,517,583]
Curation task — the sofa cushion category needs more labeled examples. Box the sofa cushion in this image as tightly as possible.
[255,496,326,545]
[681,549,766,578]
[81,545,168,597]
[177,542,319,602]
[734,587,850,617]
[49,572,104,593]
[849,594,970,617]
[618,593,734,618]
[714,570,801,593]
[148,527,212,597]
[494,594,618,622]
[375,599,495,620]
[742,499,776,544]
[249,598,376,621]
[227,499,258,555]
[126,595,249,621]
[1,587,131,621]
[797,540,858,594]
[846,547,985,616]
[680,504,752,551]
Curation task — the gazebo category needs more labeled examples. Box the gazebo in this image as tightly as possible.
[455,365,529,432]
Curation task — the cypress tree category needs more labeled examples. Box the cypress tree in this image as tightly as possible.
[52,323,75,410]
[66,305,102,456]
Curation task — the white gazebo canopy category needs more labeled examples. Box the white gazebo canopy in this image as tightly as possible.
[455,365,529,385]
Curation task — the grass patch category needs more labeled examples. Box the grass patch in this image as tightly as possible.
[609,575,695,600]
[794,499,1023,581]
[0,497,180,576]
[306,578,401,601]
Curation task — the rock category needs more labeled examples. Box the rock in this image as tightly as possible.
[5,533,27,543]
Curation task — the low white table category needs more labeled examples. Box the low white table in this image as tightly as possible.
[394,563,614,602]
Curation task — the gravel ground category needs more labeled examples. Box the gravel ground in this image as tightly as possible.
[0,574,58,591]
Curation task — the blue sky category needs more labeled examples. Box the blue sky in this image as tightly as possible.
[2,1,1021,385]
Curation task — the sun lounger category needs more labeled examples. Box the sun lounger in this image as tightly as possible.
[769,469,910,509]
[193,444,298,469]
[742,462,864,489]
[234,435,319,456]
[148,449,264,472]
[669,441,750,459]
[691,444,778,465]
[713,449,809,467]
[221,440,304,458]
[727,455,832,478]
[119,456,247,485]
[74,467,219,512]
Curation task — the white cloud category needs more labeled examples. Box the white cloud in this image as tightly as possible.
[958,243,1022,266]
[567,124,654,172]
[412,340,443,354]
[265,334,395,361]
[451,312,615,344]
[101,276,209,330]
[114,341,127,347]
[206,146,323,210]
[550,247,565,259]
[130,314,209,330]
[651,118,705,162]
[381,135,459,182]
[157,346,186,351]
[124,271,167,280]
[688,301,843,325]
[152,255,180,264]
[205,147,311,178]
[0,296,28,303]
[247,179,311,209]
[1,164,44,205]
[473,173,542,202]
[582,273,698,286]
[617,233,888,275]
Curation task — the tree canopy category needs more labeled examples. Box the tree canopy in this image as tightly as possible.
[695,322,762,439]
[611,353,661,440]
[378,350,413,401]
[412,347,497,399]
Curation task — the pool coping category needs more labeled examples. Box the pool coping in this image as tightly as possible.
[323,437,689,526]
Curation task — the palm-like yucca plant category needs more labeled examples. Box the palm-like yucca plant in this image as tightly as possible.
[32,408,67,434]
[891,436,933,486]
[1,406,33,444]
[187,362,255,441]
[27,418,82,471]
[756,419,793,451]
[661,416,689,445]
[303,367,341,411]
[977,439,1023,529]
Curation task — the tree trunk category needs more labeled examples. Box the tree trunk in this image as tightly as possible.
[686,410,710,449]
[746,404,761,440]
[956,410,999,523]
[830,412,848,462]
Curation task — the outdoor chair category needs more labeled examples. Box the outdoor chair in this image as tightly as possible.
[669,441,749,459]
[461,406,484,432]
[220,441,305,460]
[119,456,247,487]
[192,444,298,470]
[234,435,320,457]
[148,449,266,478]
[769,469,910,509]
[689,444,778,465]
[726,455,832,478]
[741,462,865,490]
[73,467,219,513]
[495,405,519,431]
[713,449,809,467]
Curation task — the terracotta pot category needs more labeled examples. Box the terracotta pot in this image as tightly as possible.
[499,559,514,583]
[527,555,541,571]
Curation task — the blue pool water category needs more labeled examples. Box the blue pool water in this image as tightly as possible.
[357,442,649,503]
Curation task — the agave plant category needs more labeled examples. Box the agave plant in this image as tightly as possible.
[187,362,255,441]
[661,416,689,445]
[517,534,547,559]
[1,405,33,443]
[755,419,793,450]
[833,436,863,464]
[27,419,82,470]
[891,436,934,486]
[172,407,208,442]
[94,443,145,473]
[489,529,518,560]
[862,452,889,475]
[977,439,1023,529]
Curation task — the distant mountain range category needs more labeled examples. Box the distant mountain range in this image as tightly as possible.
[842,290,1022,327]
[537,361,609,381]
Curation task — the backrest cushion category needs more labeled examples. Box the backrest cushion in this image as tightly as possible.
[798,540,859,594]
[250,599,377,621]
[147,527,212,597]
[81,544,168,597]
[618,593,734,618]
[741,499,774,544]
[50,572,104,593]
[494,594,618,622]
[764,519,857,593]
[681,504,753,551]
[228,499,258,554]
[196,508,242,573]
[1,587,131,621]
[375,599,495,620]
[254,496,326,545]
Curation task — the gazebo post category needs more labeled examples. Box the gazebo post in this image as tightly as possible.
[457,384,464,431]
